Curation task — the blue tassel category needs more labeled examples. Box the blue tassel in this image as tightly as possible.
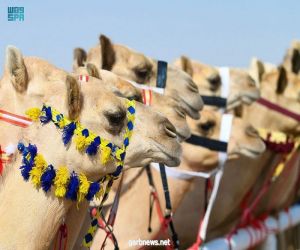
[112,165,123,177]
[41,165,56,192]
[62,122,76,145]
[85,182,100,201]
[40,106,52,124]
[66,172,79,200]
[27,143,37,158]
[20,163,32,181]
[82,129,89,137]
[86,136,100,156]
[17,143,25,153]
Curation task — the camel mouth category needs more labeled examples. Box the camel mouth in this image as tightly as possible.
[241,91,260,104]
[180,99,201,119]
[153,141,181,167]
[226,91,260,110]
[226,97,242,110]
[233,145,265,158]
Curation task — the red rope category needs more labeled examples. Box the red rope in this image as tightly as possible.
[0,145,4,175]
[53,223,68,250]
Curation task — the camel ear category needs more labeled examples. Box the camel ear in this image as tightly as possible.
[6,46,28,92]
[255,59,265,82]
[99,34,116,71]
[276,66,288,94]
[291,49,300,74]
[73,48,87,70]
[180,56,193,76]
[66,75,82,119]
[86,63,101,79]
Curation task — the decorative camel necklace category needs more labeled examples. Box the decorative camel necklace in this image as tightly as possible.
[21,99,135,203]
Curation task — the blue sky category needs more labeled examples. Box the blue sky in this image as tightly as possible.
[0,0,299,72]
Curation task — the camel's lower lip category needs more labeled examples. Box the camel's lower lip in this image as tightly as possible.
[238,147,264,158]
[154,142,181,167]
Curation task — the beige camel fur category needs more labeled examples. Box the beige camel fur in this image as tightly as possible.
[80,107,266,250]
[174,62,300,248]
[72,35,203,119]
[74,65,191,140]
[0,47,182,250]
[173,56,260,110]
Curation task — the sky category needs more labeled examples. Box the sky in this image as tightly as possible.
[0,0,299,72]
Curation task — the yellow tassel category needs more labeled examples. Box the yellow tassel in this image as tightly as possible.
[30,154,47,187]
[54,166,70,198]
[30,167,43,187]
[74,135,87,151]
[25,108,41,121]
[100,145,112,164]
[78,173,90,203]
[95,186,105,199]
[57,119,66,129]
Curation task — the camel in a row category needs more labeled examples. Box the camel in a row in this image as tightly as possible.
[73,35,203,119]
[174,54,300,248]
[0,46,183,250]
[173,56,260,110]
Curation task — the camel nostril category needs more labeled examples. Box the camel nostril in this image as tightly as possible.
[246,125,259,137]
[175,105,186,118]
[164,120,177,138]
[187,79,199,92]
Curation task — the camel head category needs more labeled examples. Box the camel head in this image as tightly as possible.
[261,66,300,103]
[174,56,260,110]
[227,68,260,110]
[1,46,182,176]
[174,56,221,93]
[181,107,265,172]
[72,35,203,119]
[74,64,191,140]
[251,66,300,135]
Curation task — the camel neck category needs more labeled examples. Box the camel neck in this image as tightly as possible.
[0,154,74,249]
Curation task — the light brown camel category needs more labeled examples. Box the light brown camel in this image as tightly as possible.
[250,57,300,102]
[59,65,191,249]
[74,64,191,140]
[81,107,266,250]
[174,61,300,248]
[173,56,260,110]
[72,35,203,119]
[0,47,182,250]
[0,47,181,168]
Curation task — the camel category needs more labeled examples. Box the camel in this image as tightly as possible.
[72,35,203,119]
[0,46,182,250]
[173,59,300,248]
[250,57,300,102]
[77,107,266,250]
[173,56,260,110]
[74,64,191,140]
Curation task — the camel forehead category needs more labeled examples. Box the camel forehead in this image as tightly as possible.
[24,57,66,81]
[115,44,152,66]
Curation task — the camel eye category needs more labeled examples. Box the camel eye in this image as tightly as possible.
[135,68,149,81]
[199,121,215,131]
[134,64,152,82]
[105,110,126,127]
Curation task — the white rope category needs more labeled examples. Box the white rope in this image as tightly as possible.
[127,80,165,94]
[201,203,300,250]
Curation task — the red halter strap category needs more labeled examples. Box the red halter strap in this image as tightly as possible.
[0,109,32,127]
[256,98,300,122]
